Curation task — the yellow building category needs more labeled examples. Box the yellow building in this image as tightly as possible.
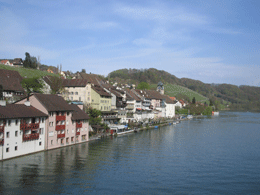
[91,85,112,111]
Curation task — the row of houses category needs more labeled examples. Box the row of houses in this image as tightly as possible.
[42,73,178,124]
[0,58,23,67]
[0,93,90,161]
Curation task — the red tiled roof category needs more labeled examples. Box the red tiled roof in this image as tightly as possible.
[0,77,24,92]
[34,94,73,112]
[70,104,90,120]
[0,104,48,119]
[62,79,89,87]
[0,69,23,82]
[92,85,111,97]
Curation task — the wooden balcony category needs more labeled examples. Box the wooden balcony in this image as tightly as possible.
[76,122,82,128]
[0,125,4,133]
[57,133,65,138]
[55,125,65,131]
[20,123,39,131]
[56,115,66,121]
[23,133,39,142]
[76,131,80,135]
[0,139,4,146]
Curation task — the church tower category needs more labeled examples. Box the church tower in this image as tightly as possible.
[157,81,164,95]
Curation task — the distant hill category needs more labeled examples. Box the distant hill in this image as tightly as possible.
[108,68,260,111]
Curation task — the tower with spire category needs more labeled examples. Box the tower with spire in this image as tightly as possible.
[157,81,164,95]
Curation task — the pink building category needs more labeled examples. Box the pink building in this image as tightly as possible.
[16,94,90,150]
[0,100,48,161]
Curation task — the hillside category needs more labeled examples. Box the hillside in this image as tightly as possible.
[0,64,58,78]
[108,68,260,111]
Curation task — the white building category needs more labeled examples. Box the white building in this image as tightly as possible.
[0,101,48,161]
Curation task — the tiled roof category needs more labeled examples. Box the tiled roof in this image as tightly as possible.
[145,90,165,100]
[34,94,73,112]
[62,79,89,87]
[125,88,142,101]
[92,85,111,97]
[0,77,24,92]
[70,104,90,120]
[0,69,23,82]
[78,73,106,86]
[0,104,48,119]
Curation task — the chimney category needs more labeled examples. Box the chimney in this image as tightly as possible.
[0,100,6,107]
[24,101,31,106]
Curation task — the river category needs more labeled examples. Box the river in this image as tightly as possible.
[1,111,260,194]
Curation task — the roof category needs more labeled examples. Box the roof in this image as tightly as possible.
[34,94,73,112]
[125,88,142,101]
[92,85,112,97]
[0,69,23,82]
[0,77,24,92]
[145,90,165,100]
[0,104,48,119]
[62,79,89,87]
[78,73,106,86]
[70,104,90,120]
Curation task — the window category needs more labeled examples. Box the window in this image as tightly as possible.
[6,132,10,138]
[71,97,73,100]
[51,140,53,145]
[39,142,42,146]
[71,137,74,142]
[75,92,78,95]
[61,138,64,144]
[8,120,11,126]
[88,92,90,96]
[42,118,45,123]
[15,120,19,125]
[79,97,81,101]
[88,97,90,101]
[39,128,44,134]
[71,92,74,95]
[15,131,18,137]
[6,148,9,153]
[67,112,70,116]
[50,112,53,117]
[15,146,18,151]
[66,137,69,143]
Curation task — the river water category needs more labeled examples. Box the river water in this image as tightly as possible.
[1,111,260,194]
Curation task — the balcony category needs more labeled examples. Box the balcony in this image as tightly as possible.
[23,133,39,142]
[76,122,82,128]
[20,123,39,131]
[0,139,4,146]
[0,125,4,132]
[57,133,65,138]
[56,115,66,121]
[76,131,80,135]
[126,104,134,109]
[55,125,65,131]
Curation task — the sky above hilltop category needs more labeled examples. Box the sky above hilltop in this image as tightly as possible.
[0,0,260,86]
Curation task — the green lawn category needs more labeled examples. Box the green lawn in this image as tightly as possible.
[0,64,58,78]
[151,83,209,103]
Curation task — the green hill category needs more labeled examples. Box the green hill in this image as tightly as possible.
[0,64,58,78]
[108,68,260,111]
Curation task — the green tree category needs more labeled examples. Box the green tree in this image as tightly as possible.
[202,106,213,115]
[50,76,64,94]
[87,108,102,125]
[192,97,196,104]
[23,52,38,69]
[21,77,43,99]
[137,82,150,90]
[81,69,86,73]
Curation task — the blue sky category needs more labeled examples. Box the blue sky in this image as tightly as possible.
[1,0,260,86]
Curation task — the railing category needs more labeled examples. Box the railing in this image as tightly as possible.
[57,133,65,138]
[23,133,39,141]
[0,125,4,132]
[102,115,117,119]
[56,115,66,121]
[76,131,80,135]
[126,105,134,109]
[76,123,82,128]
[20,123,39,131]
[0,139,4,146]
[55,125,65,131]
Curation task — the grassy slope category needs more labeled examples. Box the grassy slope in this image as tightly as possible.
[151,83,209,103]
[0,64,57,78]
